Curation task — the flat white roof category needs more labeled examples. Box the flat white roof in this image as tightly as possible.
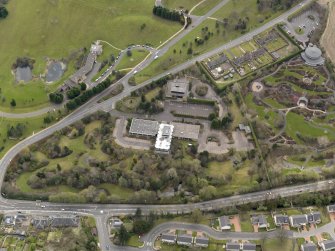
[172,122,200,140]
[155,123,174,151]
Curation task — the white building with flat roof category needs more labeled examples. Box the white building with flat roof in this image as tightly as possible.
[155,123,174,154]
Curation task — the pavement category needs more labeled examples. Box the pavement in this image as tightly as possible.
[0,0,317,250]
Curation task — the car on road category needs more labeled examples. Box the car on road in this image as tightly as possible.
[41,205,45,208]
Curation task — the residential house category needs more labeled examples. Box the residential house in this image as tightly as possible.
[301,243,317,251]
[4,215,15,226]
[274,214,289,226]
[307,212,321,225]
[251,215,269,228]
[110,218,123,228]
[177,234,193,246]
[226,242,241,251]
[50,216,79,228]
[31,217,50,229]
[327,205,335,213]
[242,242,257,251]
[319,240,335,251]
[219,216,231,230]
[289,215,308,228]
[195,236,209,248]
[161,234,177,244]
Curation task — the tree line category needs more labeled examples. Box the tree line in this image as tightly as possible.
[152,6,183,24]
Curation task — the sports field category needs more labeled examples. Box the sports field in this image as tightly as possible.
[0,0,180,111]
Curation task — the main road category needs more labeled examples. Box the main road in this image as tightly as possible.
[0,0,317,250]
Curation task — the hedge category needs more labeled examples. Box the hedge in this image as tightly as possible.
[187,97,215,106]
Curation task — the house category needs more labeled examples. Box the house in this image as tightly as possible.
[219,216,231,230]
[177,234,193,246]
[301,242,317,251]
[50,216,79,228]
[307,212,321,224]
[327,205,335,213]
[161,234,177,244]
[166,79,189,99]
[242,242,256,251]
[14,214,27,226]
[238,124,251,134]
[251,215,269,228]
[226,242,241,251]
[319,240,335,251]
[289,215,308,228]
[274,214,289,226]
[31,217,50,229]
[195,236,209,247]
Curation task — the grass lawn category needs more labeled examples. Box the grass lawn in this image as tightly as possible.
[162,0,200,11]
[0,0,180,111]
[263,239,299,251]
[0,112,61,158]
[191,0,223,16]
[239,213,253,232]
[116,49,150,70]
[116,96,141,113]
[145,87,161,101]
[286,112,335,143]
[127,235,144,247]
[97,183,133,199]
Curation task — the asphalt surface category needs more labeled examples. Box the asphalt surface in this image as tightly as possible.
[0,1,316,250]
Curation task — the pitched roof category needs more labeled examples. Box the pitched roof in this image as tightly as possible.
[226,242,241,250]
[161,234,176,242]
[177,234,193,244]
[327,204,335,212]
[50,216,79,228]
[322,240,335,250]
[307,212,321,223]
[251,215,267,225]
[219,216,231,227]
[274,215,289,224]
[242,243,256,251]
[301,242,317,251]
[290,215,307,225]
[196,236,209,245]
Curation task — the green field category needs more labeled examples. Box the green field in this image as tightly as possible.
[163,0,200,11]
[116,49,150,70]
[0,0,180,111]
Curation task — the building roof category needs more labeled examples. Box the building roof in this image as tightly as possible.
[290,215,308,225]
[218,216,231,227]
[50,216,79,228]
[328,204,335,212]
[321,240,335,250]
[301,243,317,251]
[70,52,96,83]
[155,123,174,152]
[307,212,321,223]
[251,215,267,225]
[226,242,241,250]
[195,236,209,245]
[301,46,324,66]
[32,217,50,229]
[161,234,177,242]
[171,122,200,140]
[168,79,189,94]
[242,243,256,251]
[274,215,289,225]
[129,119,159,137]
[177,234,193,244]
[207,54,228,70]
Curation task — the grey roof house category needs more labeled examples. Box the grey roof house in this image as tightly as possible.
[274,214,289,226]
[289,215,308,228]
[320,240,335,251]
[161,234,177,244]
[195,236,209,247]
[50,216,79,228]
[301,242,317,251]
[242,242,256,251]
[226,242,241,251]
[219,216,231,230]
[307,212,321,224]
[251,215,269,228]
[177,234,193,246]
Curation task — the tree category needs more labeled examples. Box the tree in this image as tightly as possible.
[0,6,8,19]
[10,99,16,107]
[118,225,130,245]
[127,50,132,57]
[191,209,202,223]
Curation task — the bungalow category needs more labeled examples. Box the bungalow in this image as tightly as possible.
[327,205,335,213]
[274,214,289,226]
[289,215,308,228]
[319,240,335,251]
[219,216,231,230]
[226,242,241,251]
[307,212,321,225]
[177,234,193,246]
[301,243,317,251]
[50,216,79,228]
[251,215,269,228]
[161,234,177,244]
[195,236,209,248]
[4,215,15,226]
[242,243,256,251]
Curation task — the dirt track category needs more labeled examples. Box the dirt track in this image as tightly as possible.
[321,1,335,64]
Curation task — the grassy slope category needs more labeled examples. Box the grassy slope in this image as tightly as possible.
[163,0,200,10]
[0,0,180,110]
[116,49,150,70]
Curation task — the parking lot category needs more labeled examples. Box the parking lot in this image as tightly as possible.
[165,101,214,118]
[285,10,320,44]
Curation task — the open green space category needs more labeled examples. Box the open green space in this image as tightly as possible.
[262,239,298,251]
[191,0,224,16]
[116,49,150,70]
[162,0,200,11]
[0,0,180,111]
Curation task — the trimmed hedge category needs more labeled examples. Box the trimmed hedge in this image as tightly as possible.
[187,97,215,106]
